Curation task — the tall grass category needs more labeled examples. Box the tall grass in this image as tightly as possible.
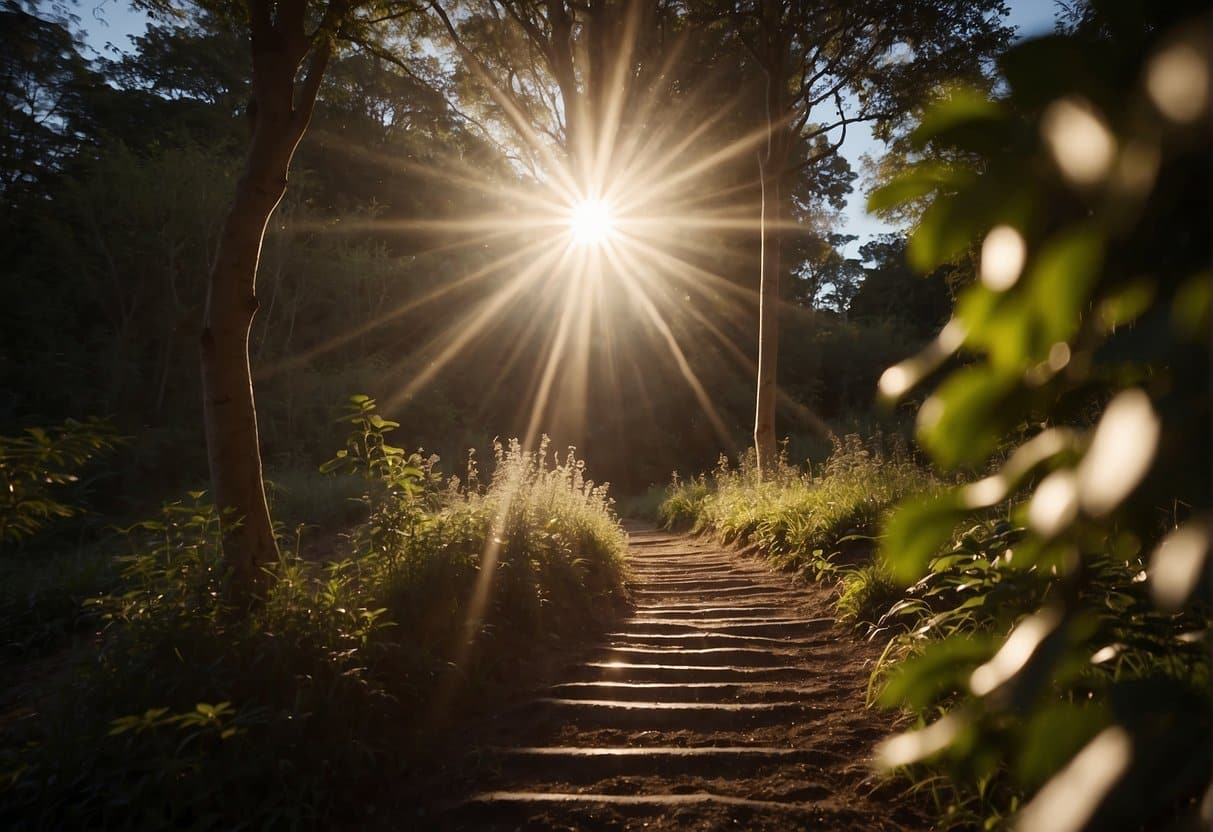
[663,435,938,580]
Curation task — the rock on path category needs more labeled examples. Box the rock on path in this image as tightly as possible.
[434,527,926,831]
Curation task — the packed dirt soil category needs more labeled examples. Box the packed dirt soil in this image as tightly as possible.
[423,526,932,831]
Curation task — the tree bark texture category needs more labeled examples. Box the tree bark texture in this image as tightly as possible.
[753,154,781,476]
[753,9,788,480]
[202,0,331,595]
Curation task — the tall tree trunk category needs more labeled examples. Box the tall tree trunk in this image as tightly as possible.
[202,141,289,594]
[202,1,330,596]
[753,153,781,476]
[753,13,788,479]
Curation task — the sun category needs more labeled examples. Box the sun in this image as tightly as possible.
[568,198,616,246]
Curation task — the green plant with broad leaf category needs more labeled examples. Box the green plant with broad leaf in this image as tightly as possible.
[320,394,431,566]
[869,1,1210,828]
[0,417,120,547]
[320,394,427,493]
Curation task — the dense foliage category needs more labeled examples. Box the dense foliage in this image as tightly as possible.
[664,1,1210,828]
[869,2,1210,828]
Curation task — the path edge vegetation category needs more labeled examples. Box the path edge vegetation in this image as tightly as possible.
[0,397,630,828]
[662,3,1211,828]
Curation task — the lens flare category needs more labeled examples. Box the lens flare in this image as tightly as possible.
[262,1,831,726]
[569,198,616,246]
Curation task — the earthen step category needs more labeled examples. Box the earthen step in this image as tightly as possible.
[575,662,818,683]
[635,605,793,619]
[629,579,771,592]
[628,557,757,567]
[593,646,799,667]
[621,618,833,637]
[625,615,805,626]
[634,597,807,610]
[472,747,836,791]
[546,681,821,703]
[605,631,825,647]
[628,562,741,573]
[626,571,773,583]
[632,586,804,600]
[450,790,847,828]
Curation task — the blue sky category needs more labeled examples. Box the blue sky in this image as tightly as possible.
[76,0,1061,257]
[840,0,1059,252]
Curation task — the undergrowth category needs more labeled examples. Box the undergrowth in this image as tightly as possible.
[660,435,1209,828]
[0,397,628,830]
[661,434,937,587]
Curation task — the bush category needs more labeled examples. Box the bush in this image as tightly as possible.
[0,398,628,829]
[0,418,120,549]
[835,562,901,626]
[659,473,712,530]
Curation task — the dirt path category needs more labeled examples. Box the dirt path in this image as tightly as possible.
[432,526,928,831]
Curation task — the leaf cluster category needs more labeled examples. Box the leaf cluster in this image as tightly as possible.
[0,418,121,547]
[871,1,1211,826]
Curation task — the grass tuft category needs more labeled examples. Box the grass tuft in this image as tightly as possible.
[662,434,937,586]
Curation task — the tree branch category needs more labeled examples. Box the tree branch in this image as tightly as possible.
[291,34,332,135]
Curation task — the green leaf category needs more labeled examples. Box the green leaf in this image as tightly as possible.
[879,636,995,709]
[1099,280,1155,330]
[911,87,1003,150]
[882,491,968,583]
[1171,272,1210,339]
[867,162,969,214]
[917,367,1021,469]
[1026,225,1104,352]
[931,553,979,572]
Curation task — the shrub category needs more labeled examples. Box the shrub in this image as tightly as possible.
[659,472,712,530]
[0,398,627,829]
[835,562,902,626]
[0,418,120,548]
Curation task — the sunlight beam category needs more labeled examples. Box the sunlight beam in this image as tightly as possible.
[606,245,736,451]
[384,242,573,413]
[568,198,617,247]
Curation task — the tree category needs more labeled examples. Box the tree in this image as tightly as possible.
[847,234,952,336]
[199,0,339,593]
[709,0,1013,476]
[426,0,682,181]
[127,0,426,596]
[0,0,102,200]
[791,231,863,312]
[95,12,251,149]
